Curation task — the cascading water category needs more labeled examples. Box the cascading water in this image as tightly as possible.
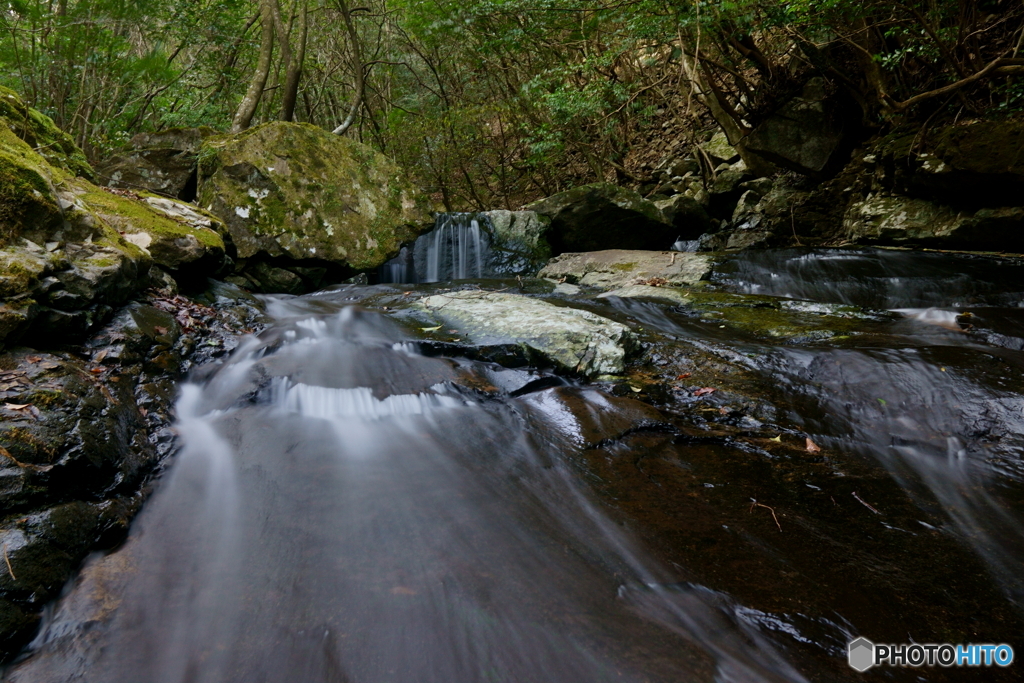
[9,247,1024,683]
[380,214,492,284]
[9,297,811,683]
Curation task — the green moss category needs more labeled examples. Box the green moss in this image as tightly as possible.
[22,388,65,408]
[610,262,638,272]
[79,186,224,251]
[197,121,429,265]
[0,86,93,179]
[0,127,63,246]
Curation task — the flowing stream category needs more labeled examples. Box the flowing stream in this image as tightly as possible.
[7,247,1024,682]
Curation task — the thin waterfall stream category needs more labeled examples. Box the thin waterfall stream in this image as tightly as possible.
[5,247,1024,683]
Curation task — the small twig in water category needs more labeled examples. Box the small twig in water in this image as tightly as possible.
[3,544,15,581]
[852,491,881,515]
[749,499,782,532]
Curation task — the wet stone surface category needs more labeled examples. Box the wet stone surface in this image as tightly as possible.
[0,282,265,658]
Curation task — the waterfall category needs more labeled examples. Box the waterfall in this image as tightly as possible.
[379,213,492,284]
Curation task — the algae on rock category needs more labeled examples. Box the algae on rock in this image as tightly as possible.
[197,121,431,271]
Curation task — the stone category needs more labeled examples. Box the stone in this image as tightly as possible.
[538,249,712,289]
[480,210,552,275]
[196,121,431,270]
[244,261,304,294]
[62,181,225,275]
[416,291,637,377]
[702,132,740,165]
[876,120,1024,209]
[525,183,675,253]
[596,284,692,306]
[744,78,850,175]
[654,194,713,239]
[94,127,214,200]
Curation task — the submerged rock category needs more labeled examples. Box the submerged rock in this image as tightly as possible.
[538,249,712,289]
[525,183,675,253]
[416,291,637,377]
[197,121,431,271]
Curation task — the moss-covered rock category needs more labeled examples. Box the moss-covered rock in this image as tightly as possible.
[525,183,676,253]
[875,119,1024,209]
[67,183,226,273]
[196,121,431,271]
[0,87,92,179]
[0,128,64,248]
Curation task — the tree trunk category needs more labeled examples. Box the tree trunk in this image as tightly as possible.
[281,0,307,121]
[332,0,364,135]
[231,0,276,133]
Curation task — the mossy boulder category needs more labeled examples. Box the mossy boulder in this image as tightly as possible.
[0,87,92,179]
[525,183,676,253]
[196,121,431,271]
[875,119,1024,209]
[68,183,226,275]
[0,128,64,248]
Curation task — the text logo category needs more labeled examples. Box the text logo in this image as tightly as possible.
[848,638,1014,670]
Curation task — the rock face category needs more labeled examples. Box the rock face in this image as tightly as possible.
[0,286,266,660]
[417,291,637,377]
[480,210,552,274]
[525,183,676,253]
[0,88,230,349]
[197,122,431,271]
[538,249,712,288]
[95,127,212,200]
[744,78,851,176]
[875,120,1024,209]
[653,195,712,239]
[843,194,1024,250]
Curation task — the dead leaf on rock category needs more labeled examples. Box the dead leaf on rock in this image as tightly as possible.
[806,437,821,453]
[25,356,41,363]
[3,404,30,410]
[693,387,716,397]
[676,373,691,380]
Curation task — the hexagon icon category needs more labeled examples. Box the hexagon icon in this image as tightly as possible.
[848,637,875,672]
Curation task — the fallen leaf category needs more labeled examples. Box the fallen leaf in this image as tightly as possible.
[93,349,108,362]
[877,398,887,406]
[693,387,716,397]
[448,329,458,333]
[3,404,29,410]
[769,435,782,443]
[25,356,41,363]
[153,326,169,335]
[719,407,729,415]
[806,437,821,453]
[676,373,691,380]
[421,326,441,332]
[90,367,103,374]
[630,386,642,393]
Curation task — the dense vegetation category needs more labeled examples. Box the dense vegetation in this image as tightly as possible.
[2,0,1022,208]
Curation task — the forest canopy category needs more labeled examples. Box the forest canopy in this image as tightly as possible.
[2,0,1022,209]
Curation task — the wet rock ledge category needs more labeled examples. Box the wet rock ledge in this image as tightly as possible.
[0,282,264,660]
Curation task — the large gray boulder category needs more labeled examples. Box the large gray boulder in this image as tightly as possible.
[744,78,850,176]
[480,210,552,274]
[875,120,1024,209]
[416,291,637,377]
[654,194,712,239]
[538,249,712,289]
[843,194,1024,250]
[197,122,431,271]
[525,183,676,253]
